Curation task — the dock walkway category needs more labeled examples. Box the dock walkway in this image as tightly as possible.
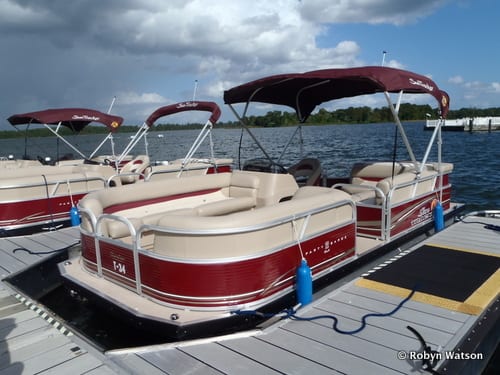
[0,227,119,374]
[0,217,498,374]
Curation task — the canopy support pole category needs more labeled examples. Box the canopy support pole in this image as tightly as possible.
[420,117,444,201]
[117,123,149,165]
[384,91,417,164]
[178,120,215,176]
[277,125,302,164]
[43,123,87,159]
[107,96,117,160]
[228,103,275,165]
[89,132,114,160]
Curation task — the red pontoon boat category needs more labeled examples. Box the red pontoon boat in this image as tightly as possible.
[1,108,126,236]
[1,102,231,236]
[59,66,462,340]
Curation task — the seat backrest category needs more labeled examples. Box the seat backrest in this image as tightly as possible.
[430,162,454,173]
[229,170,260,199]
[230,171,298,207]
[288,158,323,186]
[376,172,417,204]
[120,155,151,184]
[350,162,412,184]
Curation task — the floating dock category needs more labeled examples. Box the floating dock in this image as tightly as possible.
[0,227,118,374]
[425,117,500,132]
[0,215,498,374]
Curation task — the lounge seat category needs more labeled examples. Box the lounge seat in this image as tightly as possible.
[196,197,256,216]
[338,159,452,207]
[152,186,353,259]
[81,170,299,239]
[375,172,419,204]
[120,155,151,184]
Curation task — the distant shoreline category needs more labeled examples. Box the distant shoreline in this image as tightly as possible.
[0,120,418,139]
[2,102,499,138]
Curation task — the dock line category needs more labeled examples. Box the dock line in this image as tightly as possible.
[458,216,500,231]
[407,325,442,374]
[12,241,80,255]
[233,286,418,335]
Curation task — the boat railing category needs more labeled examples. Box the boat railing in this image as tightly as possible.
[93,213,143,294]
[84,195,355,297]
[340,169,448,204]
[105,171,146,187]
[145,163,213,181]
[332,183,387,240]
[139,198,354,236]
[334,170,449,241]
[0,174,109,197]
[79,206,98,233]
[383,170,447,204]
[382,172,444,240]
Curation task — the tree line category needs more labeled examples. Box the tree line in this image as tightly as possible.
[2,104,500,138]
[215,104,500,127]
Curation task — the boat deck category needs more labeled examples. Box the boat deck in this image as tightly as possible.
[0,216,498,374]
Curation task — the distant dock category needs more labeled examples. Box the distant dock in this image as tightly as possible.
[425,116,500,132]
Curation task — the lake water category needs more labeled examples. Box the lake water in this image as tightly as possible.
[3,123,499,367]
[1,121,499,212]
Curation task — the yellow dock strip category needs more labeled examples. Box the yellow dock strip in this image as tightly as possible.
[356,244,500,315]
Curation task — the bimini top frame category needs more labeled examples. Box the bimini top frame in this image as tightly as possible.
[223,66,450,174]
[118,101,222,173]
[7,108,124,161]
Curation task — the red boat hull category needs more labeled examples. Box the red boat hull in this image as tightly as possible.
[81,222,356,309]
[357,180,452,239]
[0,194,85,233]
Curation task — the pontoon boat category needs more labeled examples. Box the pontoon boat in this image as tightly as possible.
[1,102,231,236]
[60,66,462,340]
[1,108,127,236]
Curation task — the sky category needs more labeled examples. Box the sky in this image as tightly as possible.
[1,0,499,129]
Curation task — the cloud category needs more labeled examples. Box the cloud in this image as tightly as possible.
[116,92,167,105]
[464,81,483,89]
[299,0,449,25]
[383,59,406,69]
[451,78,500,108]
[449,76,464,84]
[0,0,454,128]
[491,82,500,93]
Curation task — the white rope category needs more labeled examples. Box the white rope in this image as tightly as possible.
[292,216,310,260]
[66,180,75,206]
